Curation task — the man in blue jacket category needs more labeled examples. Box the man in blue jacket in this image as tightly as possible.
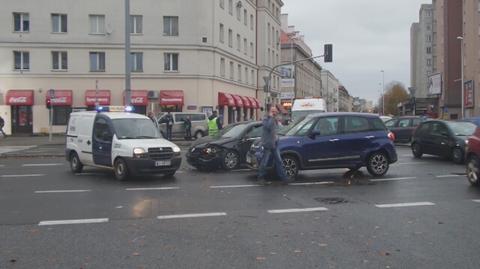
[257,105,289,184]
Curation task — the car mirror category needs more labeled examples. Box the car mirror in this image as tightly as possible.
[308,131,320,139]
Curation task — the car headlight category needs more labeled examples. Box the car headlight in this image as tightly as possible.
[203,147,218,155]
[173,146,181,153]
[465,140,469,145]
[133,147,147,158]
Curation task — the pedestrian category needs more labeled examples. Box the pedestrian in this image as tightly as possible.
[184,116,192,140]
[164,111,174,140]
[0,115,6,138]
[257,105,289,184]
[208,111,220,137]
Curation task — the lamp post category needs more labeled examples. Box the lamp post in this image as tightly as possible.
[457,36,464,119]
[124,0,132,106]
[381,70,385,115]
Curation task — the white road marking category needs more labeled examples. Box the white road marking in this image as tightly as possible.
[401,154,413,157]
[38,218,109,226]
[370,177,416,182]
[375,202,436,208]
[22,163,64,167]
[157,212,227,220]
[435,174,461,178]
[125,187,179,191]
[472,200,480,203]
[397,162,422,165]
[209,184,263,189]
[268,207,329,214]
[75,173,108,176]
[35,190,91,194]
[231,169,252,172]
[0,174,45,178]
[289,181,335,186]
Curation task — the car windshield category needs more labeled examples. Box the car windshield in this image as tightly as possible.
[218,123,249,138]
[112,118,162,139]
[447,122,477,136]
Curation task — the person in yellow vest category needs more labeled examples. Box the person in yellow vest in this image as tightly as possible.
[208,111,221,137]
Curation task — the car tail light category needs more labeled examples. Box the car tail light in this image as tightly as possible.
[388,132,395,142]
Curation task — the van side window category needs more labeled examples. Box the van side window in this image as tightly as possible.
[94,118,113,142]
[191,114,206,121]
[175,114,185,122]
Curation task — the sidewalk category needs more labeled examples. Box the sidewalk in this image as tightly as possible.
[0,135,193,158]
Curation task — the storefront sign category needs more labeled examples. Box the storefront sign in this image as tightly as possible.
[280,65,295,88]
[464,80,474,108]
[160,90,184,106]
[6,90,34,106]
[85,90,111,106]
[280,92,295,100]
[46,90,73,106]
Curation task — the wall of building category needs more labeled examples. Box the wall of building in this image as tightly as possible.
[463,0,480,117]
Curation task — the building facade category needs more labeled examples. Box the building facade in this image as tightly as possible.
[320,69,339,112]
[410,4,434,98]
[338,86,352,112]
[463,0,480,117]
[0,0,282,135]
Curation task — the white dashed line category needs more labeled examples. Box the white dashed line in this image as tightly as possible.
[370,177,416,182]
[435,174,461,178]
[125,187,180,191]
[289,181,335,186]
[473,200,480,203]
[209,184,263,189]
[375,202,435,208]
[157,212,227,220]
[38,218,109,226]
[0,174,45,178]
[35,190,91,194]
[22,163,64,167]
[268,207,329,214]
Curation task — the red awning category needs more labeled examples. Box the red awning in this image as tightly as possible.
[218,92,235,107]
[85,90,111,106]
[232,95,243,107]
[46,90,73,106]
[160,90,184,106]
[276,104,288,115]
[125,90,149,106]
[247,97,259,109]
[6,90,34,105]
[240,96,252,108]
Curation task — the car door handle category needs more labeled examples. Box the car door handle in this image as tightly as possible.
[365,136,375,139]
[329,139,340,142]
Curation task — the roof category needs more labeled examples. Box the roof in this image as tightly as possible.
[71,111,149,120]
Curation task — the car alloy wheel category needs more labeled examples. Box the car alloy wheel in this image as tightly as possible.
[452,148,464,164]
[467,156,480,186]
[367,152,389,177]
[223,151,239,170]
[282,156,298,179]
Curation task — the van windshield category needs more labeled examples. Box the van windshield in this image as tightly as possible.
[292,110,324,122]
[112,118,162,139]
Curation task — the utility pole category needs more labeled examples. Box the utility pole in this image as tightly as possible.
[458,36,464,119]
[124,0,132,106]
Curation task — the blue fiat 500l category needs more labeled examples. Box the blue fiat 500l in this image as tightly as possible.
[247,113,397,179]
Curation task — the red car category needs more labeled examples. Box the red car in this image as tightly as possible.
[465,119,480,186]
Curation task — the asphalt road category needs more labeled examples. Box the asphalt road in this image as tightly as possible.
[1,146,479,269]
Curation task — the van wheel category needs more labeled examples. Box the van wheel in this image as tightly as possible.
[70,152,83,173]
[194,131,204,140]
[114,158,129,181]
[367,152,389,177]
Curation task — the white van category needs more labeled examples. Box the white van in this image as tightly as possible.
[66,109,182,180]
[291,98,327,122]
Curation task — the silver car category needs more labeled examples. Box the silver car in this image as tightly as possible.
[158,112,208,140]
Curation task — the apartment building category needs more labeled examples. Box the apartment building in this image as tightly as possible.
[0,0,282,135]
[320,69,339,112]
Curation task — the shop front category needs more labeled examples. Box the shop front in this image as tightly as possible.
[46,90,73,126]
[160,90,184,112]
[85,90,111,110]
[218,92,235,124]
[6,90,34,134]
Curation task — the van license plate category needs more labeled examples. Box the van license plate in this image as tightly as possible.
[155,160,171,167]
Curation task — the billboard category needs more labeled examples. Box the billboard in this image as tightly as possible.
[428,73,442,95]
[280,65,295,88]
[464,80,474,108]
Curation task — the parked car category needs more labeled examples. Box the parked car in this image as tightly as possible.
[186,121,263,170]
[385,116,426,143]
[246,113,397,180]
[464,119,480,186]
[158,112,208,139]
[411,120,477,164]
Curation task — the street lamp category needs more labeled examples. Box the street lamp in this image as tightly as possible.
[124,0,132,106]
[381,70,385,115]
[457,36,464,119]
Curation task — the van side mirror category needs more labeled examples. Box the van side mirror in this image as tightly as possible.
[308,131,320,139]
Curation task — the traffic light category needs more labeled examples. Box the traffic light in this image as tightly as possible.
[46,98,51,109]
[324,44,333,63]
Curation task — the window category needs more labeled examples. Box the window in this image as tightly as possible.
[430,122,448,135]
[14,51,29,70]
[344,116,370,133]
[427,47,432,54]
[94,118,113,142]
[228,0,233,14]
[220,58,225,77]
[51,14,67,33]
[246,126,263,138]
[13,12,29,32]
[267,23,271,44]
[89,15,105,34]
[220,0,225,9]
[413,119,422,126]
[236,34,241,51]
[164,53,178,71]
[52,51,68,70]
[427,59,432,66]
[267,48,271,66]
[244,67,248,84]
[219,24,224,43]
[385,120,396,128]
[130,52,143,72]
[398,119,411,128]
[229,61,234,80]
[250,15,254,30]
[228,29,233,47]
[370,118,387,131]
[427,35,432,42]
[130,15,143,34]
[191,114,206,121]
[243,38,247,54]
[52,106,72,126]
[251,70,255,85]
[244,9,247,25]
[312,117,339,136]
[289,119,315,136]
[238,64,242,82]
[236,4,241,20]
[89,52,105,72]
[250,42,254,58]
[163,16,179,36]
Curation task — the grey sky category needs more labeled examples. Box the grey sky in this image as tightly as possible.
[283,0,431,102]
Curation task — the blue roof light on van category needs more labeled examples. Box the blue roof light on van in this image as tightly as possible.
[96,106,135,113]
[124,106,134,112]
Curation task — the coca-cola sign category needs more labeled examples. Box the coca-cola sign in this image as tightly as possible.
[131,96,146,104]
[9,96,28,104]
